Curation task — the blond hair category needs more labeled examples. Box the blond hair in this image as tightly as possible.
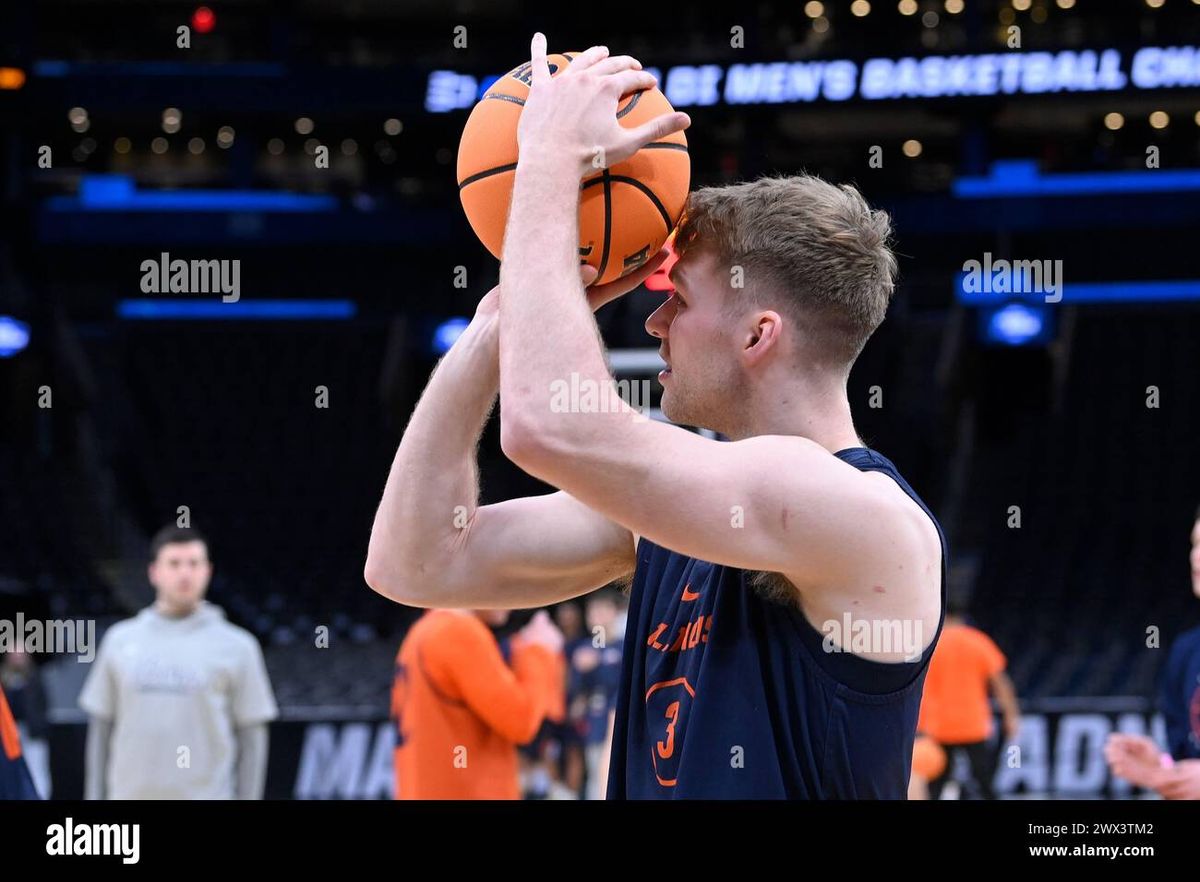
[673,174,898,367]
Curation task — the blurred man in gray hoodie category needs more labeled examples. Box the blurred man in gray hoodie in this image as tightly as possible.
[79,527,277,799]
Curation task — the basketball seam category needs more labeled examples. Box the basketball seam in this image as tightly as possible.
[616,90,642,120]
[606,175,674,234]
[458,162,517,189]
[642,142,688,152]
[597,171,613,281]
[484,93,525,107]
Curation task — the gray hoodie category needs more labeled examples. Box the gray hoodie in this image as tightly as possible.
[79,601,277,799]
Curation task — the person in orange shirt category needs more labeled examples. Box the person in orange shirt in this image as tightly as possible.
[1,683,40,799]
[519,617,572,799]
[917,603,1020,799]
[391,607,562,799]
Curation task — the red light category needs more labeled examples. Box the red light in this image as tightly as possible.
[644,232,680,293]
[192,6,216,34]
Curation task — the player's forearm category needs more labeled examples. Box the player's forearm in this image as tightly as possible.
[84,717,111,800]
[993,675,1020,724]
[499,154,625,457]
[365,313,501,604]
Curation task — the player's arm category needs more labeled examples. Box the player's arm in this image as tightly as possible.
[365,254,664,611]
[84,717,112,800]
[437,617,556,745]
[988,669,1021,740]
[499,41,931,594]
[504,417,928,592]
[234,724,268,800]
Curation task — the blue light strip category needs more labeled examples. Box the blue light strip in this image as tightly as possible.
[955,160,1200,198]
[34,60,286,78]
[117,300,357,320]
[46,175,338,214]
[957,276,1200,305]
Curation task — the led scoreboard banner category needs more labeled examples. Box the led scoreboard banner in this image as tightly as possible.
[426,45,1200,112]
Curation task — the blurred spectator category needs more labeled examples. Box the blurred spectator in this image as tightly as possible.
[568,588,627,800]
[1105,506,1200,799]
[549,601,587,797]
[918,601,1020,800]
[0,683,40,799]
[520,602,588,799]
[392,608,562,799]
[0,644,49,798]
[79,526,277,799]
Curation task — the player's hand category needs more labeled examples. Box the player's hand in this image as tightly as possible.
[517,609,565,655]
[476,248,668,320]
[1157,759,1200,800]
[1104,732,1166,789]
[517,34,690,177]
[581,245,670,311]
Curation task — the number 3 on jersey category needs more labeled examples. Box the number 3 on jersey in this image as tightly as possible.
[646,678,695,788]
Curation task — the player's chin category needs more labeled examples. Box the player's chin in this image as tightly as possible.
[659,391,686,425]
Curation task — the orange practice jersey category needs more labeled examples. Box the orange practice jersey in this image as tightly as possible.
[0,685,22,762]
[917,623,1006,744]
[391,610,556,799]
[1,683,39,799]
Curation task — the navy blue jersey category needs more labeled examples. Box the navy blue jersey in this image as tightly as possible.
[606,446,946,799]
[1159,624,1200,761]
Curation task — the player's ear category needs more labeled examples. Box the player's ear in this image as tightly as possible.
[743,310,782,364]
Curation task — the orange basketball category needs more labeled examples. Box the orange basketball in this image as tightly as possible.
[457,51,691,286]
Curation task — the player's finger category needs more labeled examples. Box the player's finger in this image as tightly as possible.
[620,111,691,153]
[604,70,658,97]
[608,246,669,290]
[530,33,552,86]
[589,55,643,77]
[567,45,610,72]
[584,248,669,310]
[580,264,599,286]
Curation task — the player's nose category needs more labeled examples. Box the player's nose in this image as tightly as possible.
[644,298,672,339]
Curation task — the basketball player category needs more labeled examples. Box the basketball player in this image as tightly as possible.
[366,37,944,797]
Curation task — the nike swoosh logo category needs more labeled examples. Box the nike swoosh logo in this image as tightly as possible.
[681,583,700,601]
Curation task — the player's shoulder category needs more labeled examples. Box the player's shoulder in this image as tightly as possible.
[213,617,267,655]
[850,465,942,568]
[960,623,998,647]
